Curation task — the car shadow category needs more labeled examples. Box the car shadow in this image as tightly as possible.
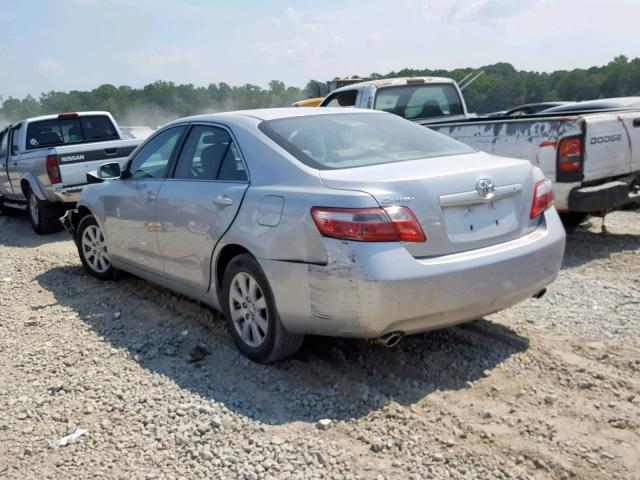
[37,264,529,425]
[0,213,68,248]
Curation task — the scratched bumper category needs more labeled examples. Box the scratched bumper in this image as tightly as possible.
[260,208,566,338]
[60,209,79,238]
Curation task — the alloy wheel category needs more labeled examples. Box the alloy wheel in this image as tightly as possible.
[229,272,268,347]
[81,225,111,273]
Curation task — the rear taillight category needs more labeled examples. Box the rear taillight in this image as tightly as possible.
[530,179,554,219]
[557,136,583,181]
[311,206,426,242]
[46,155,61,184]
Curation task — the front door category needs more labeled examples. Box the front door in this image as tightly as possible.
[154,124,249,291]
[103,125,186,273]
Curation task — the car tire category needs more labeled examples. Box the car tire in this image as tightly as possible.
[27,189,62,234]
[559,212,589,232]
[222,253,303,363]
[76,214,120,281]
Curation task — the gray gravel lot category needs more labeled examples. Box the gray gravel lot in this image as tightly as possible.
[0,210,639,479]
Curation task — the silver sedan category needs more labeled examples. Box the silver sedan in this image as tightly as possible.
[62,108,566,363]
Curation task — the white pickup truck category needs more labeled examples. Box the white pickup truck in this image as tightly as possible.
[322,78,640,226]
[0,112,143,233]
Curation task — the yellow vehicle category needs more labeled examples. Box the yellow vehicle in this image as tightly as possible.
[293,77,366,107]
[292,97,324,107]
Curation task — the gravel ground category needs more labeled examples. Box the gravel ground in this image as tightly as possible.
[0,210,639,479]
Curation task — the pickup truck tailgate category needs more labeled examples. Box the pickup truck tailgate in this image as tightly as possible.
[55,139,141,186]
[582,111,640,181]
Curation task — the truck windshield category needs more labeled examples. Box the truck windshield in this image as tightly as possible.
[26,115,118,150]
[374,84,464,120]
[259,112,474,170]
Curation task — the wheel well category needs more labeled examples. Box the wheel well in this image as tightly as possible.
[20,180,30,197]
[74,206,92,231]
[215,244,251,292]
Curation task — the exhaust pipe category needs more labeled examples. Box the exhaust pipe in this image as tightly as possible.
[370,331,404,348]
[533,288,547,299]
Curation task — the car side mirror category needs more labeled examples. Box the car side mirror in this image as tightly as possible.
[98,162,121,179]
[11,146,18,156]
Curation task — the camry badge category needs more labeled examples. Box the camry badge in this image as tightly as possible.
[476,178,495,199]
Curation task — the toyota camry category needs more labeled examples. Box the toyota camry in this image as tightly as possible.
[62,108,565,363]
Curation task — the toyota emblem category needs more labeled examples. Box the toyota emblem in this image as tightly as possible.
[476,178,495,199]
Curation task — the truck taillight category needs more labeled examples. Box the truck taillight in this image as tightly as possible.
[46,155,61,184]
[557,136,583,181]
[530,179,554,219]
[311,206,426,242]
[58,112,79,119]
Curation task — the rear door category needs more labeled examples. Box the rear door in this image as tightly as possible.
[154,124,249,291]
[8,124,23,196]
[0,127,12,195]
[102,126,186,273]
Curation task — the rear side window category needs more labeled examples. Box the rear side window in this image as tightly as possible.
[0,129,8,158]
[25,115,119,150]
[374,84,463,120]
[173,125,247,182]
[323,90,358,107]
[11,125,21,155]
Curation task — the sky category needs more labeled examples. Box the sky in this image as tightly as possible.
[1,0,639,100]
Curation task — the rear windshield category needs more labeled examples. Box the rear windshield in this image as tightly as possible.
[26,115,119,150]
[259,112,474,170]
[374,84,464,120]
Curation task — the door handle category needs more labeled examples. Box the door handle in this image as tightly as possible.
[145,191,156,201]
[212,195,233,207]
[105,148,118,155]
[633,118,640,127]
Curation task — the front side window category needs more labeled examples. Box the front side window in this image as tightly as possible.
[126,126,185,179]
[10,125,21,155]
[324,90,357,107]
[374,84,463,120]
[25,115,119,150]
[0,129,8,159]
[259,112,474,170]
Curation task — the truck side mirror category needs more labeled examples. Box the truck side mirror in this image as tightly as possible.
[98,162,121,179]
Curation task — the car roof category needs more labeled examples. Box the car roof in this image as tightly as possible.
[165,107,383,126]
[344,77,456,89]
[543,97,640,113]
[18,111,113,124]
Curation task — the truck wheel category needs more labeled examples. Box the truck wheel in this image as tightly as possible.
[222,253,304,363]
[76,214,120,280]
[27,189,62,234]
[559,212,589,232]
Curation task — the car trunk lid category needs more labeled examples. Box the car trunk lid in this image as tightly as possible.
[319,151,537,257]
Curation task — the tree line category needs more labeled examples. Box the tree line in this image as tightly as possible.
[1,55,639,126]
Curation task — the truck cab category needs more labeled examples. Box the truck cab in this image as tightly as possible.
[319,77,470,124]
[0,111,143,234]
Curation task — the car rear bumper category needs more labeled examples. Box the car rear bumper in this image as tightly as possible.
[568,178,640,213]
[49,185,84,203]
[260,208,566,338]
